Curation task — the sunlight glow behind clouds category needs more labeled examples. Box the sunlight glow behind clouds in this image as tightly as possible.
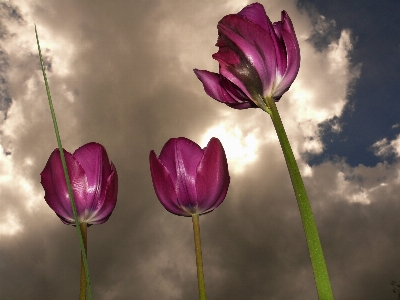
[0,0,362,236]
[3,1,400,299]
[201,123,259,174]
[0,210,23,236]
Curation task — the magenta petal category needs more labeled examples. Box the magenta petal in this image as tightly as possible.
[159,138,202,185]
[194,3,300,107]
[40,149,88,224]
[271,22,288,81]
[172,138,204,211]
[194,69,256,109]
[88,165,118,224]
[41,143,118,226]
[237,3,271,32]
[73,142,111,211]
[273,11,300,98]
[216,14,277,97]
[150,137,230,216]
[149,150,190,216]
[195,138,230,214]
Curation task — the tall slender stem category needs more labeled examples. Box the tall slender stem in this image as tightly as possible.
[35,25,92,300]
[79,222,88,300]
[192,214,206,300]
[265,96,334,300]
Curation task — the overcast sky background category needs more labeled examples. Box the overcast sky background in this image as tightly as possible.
[1,0,400,299]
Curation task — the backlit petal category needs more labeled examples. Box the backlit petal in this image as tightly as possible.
[195,138,230,214]
[273,11,300,99]
[73,142,112,213]
[149,150,190,216]
[41,149,88,224]
[194,69,256,109]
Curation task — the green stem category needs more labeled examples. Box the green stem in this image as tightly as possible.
[35,25,92,300]
[79,222,88,300]
[192,214,206,300]
[264,96,334,300]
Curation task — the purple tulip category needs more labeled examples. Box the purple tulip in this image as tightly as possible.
[41,142,118,226]
[149,137,230,216]
[194,2,300,109]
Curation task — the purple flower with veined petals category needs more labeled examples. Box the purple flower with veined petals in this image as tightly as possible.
[194,2,300,110]
[149,137,230,217]
[41,142,118,226]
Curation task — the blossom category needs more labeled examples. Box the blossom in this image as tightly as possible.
[194,2,300,110]
[41,142,118,226]
[149,137,230,216]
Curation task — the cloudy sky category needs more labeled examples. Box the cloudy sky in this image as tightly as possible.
[1,0,400,299]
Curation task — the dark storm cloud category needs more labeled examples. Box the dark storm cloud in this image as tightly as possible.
[298,2,341,52]
[0,2,25,120]
[1,1,400,300]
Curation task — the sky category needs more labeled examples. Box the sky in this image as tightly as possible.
[1,0,400,299]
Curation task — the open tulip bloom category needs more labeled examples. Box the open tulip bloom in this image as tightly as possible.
[150,137,230,299]
[194,3,300,111]
[195,3,334,300]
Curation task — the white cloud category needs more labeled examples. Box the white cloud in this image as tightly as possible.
[336,171,370,204]
[0,210,23,236]
[154,0,360,170]
[5,1,400,299]
[282,27,360,159]
[201,120,260,174]
[371,135,400,158]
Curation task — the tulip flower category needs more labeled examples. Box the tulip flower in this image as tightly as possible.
[149,137,229,217]
[41,142,117,300]
[149,137,229,300]
[41,142,118,226]
[194,4,334,300]
[37,27,111,299]
[194,2,300,111]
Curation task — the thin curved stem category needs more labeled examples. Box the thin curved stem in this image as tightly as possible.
[264,96,334,300]
[192,214,206,300]
[35,25,92,300]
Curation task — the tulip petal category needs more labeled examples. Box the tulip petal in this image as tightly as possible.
[149,150,190,216]
[237,3,272,33]
[273,11,300,99]
[173,138,204,212]
[215,14,277,98]
[150,137,230,216]
[73,142,112,212]
[40,149,88,224]
[195,138,230,214]
[194,4,300,105]
[88,165,118,224]
[194,69,257,109]
[158,139,201,183]
[271,22,287,83]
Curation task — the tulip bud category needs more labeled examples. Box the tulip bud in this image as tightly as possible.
[41,142,118,226]
[149,137,230,216]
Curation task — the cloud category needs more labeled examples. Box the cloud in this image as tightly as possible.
[371,135,400,158]
[1,0,399,299]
